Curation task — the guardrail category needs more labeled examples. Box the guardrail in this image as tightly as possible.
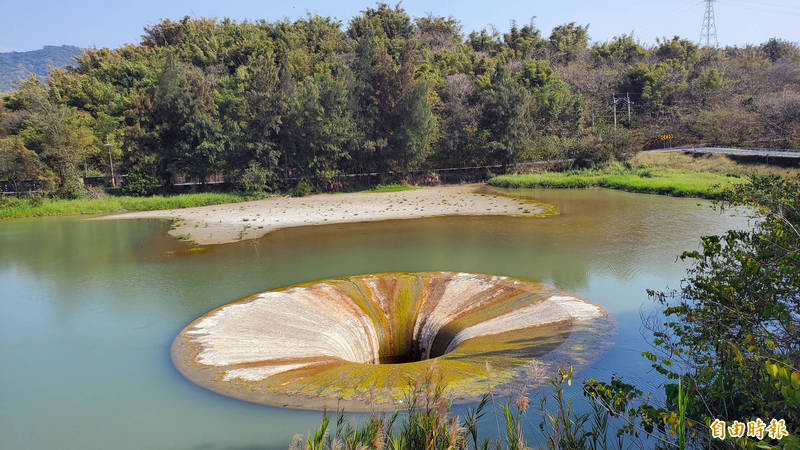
[648,145,800,158]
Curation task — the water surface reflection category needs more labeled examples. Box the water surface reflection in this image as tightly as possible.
[0,188,750,449]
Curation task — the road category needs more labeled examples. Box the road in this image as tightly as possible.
[644,146,800,159]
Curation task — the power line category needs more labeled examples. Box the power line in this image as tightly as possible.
[612,93,634,128]
[700,0,719,48]
[725,0,800,17]
[737,0,800,13]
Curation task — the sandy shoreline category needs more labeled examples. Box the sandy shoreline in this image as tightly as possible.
[98,184,547,245]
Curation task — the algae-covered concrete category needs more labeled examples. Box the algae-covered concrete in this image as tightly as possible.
[172,272,613,410]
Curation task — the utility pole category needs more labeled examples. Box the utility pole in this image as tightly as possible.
[700,0,719,48]
[626,92,632,125]
[105,137,115,188]
[612,93,634,128]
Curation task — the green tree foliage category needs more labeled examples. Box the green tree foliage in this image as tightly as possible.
[128,56,224,184]
[467,29,502,55]
[120,170,159,196]
[1,6,799,196]
[4,77,97,197]
[431,74,479,167]
[690,68,725,105]
[349,34,435,172]
[414,14,462,50]
[233,162,271,193]
[518,60,583,134]
[655,36,699,67]
[761,38,800,63]
[592,34,646,63]
[223,52,291,189]
[620,60,689,116]
[502,21,546,59]
[651,176,800,446]
[476,64,535,165]
[281,73,356,188]
[347,2,414,55]
[0,136,56,194]
[549,22,589,62]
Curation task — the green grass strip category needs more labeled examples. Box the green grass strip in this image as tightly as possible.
[359,184,419,193]
[0,184,419,219]
[488,167,747,199]
[0,192,266,219]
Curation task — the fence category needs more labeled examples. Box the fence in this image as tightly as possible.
[1,179,42,195]
[1,160,572,195]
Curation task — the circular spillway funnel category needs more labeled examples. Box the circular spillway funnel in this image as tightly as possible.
[172,272,613,410]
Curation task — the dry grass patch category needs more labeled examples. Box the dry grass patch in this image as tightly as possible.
[632,151,800,178]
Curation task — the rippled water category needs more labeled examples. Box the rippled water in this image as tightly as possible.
[0,188,750,449]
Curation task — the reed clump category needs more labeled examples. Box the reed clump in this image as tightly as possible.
[291,365,625,450]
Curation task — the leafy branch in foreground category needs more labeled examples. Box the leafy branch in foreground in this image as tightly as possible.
[586,175,800,449]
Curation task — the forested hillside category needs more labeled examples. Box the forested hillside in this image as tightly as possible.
[1,4,799,198]
[0,45,82,92]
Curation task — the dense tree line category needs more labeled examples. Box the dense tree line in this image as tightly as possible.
[1,4,799,197]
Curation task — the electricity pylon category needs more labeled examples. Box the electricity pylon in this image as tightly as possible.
[700,0,719,48]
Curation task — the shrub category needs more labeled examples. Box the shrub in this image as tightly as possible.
[57,175,86,199]
[233,162,272,193]
[585,175,800,448]
[26,194,44,207]
[290,180,312,197]
[567,127,634,168]
[121,171,160,196]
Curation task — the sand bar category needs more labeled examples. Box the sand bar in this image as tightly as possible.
[99,184,546,245]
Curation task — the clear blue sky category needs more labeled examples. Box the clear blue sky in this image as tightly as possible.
[1,0,799,52]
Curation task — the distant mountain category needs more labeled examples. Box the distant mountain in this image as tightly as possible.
[0,45,82,92]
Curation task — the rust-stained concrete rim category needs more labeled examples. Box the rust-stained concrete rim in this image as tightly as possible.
[172,272,613,411]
